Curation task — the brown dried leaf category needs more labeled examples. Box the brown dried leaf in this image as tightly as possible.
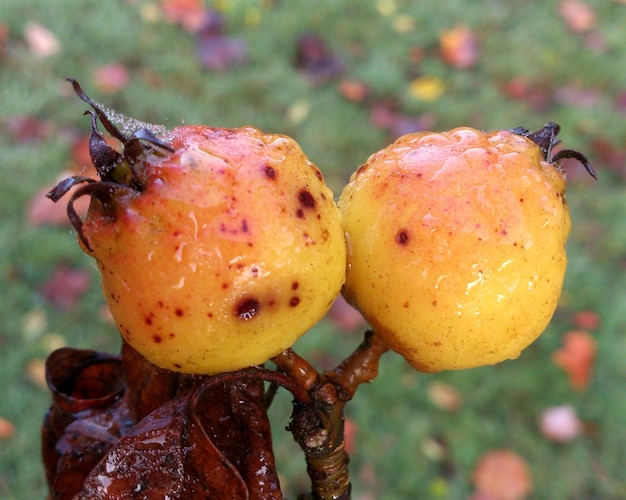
[472,449,533,500]
[552,330,597,391]
[558,1,597,33]
[23,21,61,58]
[39,265,91,311]
[439,25,480,69]
[93,63,130,94]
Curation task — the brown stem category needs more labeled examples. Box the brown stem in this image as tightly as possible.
[284,331,389,500]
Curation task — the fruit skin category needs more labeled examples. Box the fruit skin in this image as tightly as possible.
[339,127,571,372]
[82,125,346,374]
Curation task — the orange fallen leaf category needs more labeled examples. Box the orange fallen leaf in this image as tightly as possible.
[343,417,358,454]
[327,295,366,332]
[337,79,370,103]
[558,0,597,33]
[25,358,48,388]
[472,449,532,500]
[439,25,480,69]
[160,0,208,33]
[0,417,16,439]
[552,330,597,391]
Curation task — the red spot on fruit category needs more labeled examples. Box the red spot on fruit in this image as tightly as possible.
[298,189,316,209]
[222,282,229,289]
[153,335,162,343]
[292,281,299,290]
[236,298,260,320]
[264,165,276,179]
[175,308,184,317]
[145,316,153,326]
[296,208,305,218]
[290,297,300,307]
[395,230,410,245]
[174,363,182,369]
[158,301,164,308]
[241,219,249,233]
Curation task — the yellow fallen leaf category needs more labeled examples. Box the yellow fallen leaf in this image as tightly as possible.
[409,76,445,101]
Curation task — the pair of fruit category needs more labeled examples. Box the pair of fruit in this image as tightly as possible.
[49,80,593,374]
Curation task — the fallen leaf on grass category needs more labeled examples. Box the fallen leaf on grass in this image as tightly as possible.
[23,21,61,58]
[196,12,247,72]
[539,405,583,442]
[408,76,445,102]
[502,78,553,111]
[427,381,462,412]
[572,310,600,331]
[337,79,370,103]
[0,417,16,440]
[39,265,91,311]
[3,115,53,143]
[552,330,597,391]
[370,102,435,140]
[472,449,532,500]
[439,25,480,69]
[294,33,344,84]
[25,358,47,388]
[93,63,130,94]
[160,0,208,33]
[558,1,597,33]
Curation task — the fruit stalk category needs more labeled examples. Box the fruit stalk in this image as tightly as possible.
[274,331,388,499]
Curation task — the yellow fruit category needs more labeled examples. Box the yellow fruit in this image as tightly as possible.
[48,81,346,374]
[339,126,572,372]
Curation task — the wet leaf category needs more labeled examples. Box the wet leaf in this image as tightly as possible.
[93,63,130,94]
[294,33,344,84]
[439,25,480,69]
[552,330,597,391]
[472,449,533,500]
[23,21,61,58]
[539,405,583,442]
[39,265,91,311]
[558,1,597,33]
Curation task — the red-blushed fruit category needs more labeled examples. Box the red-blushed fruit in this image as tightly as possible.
[48,81,346,375]
[338,124,591,372]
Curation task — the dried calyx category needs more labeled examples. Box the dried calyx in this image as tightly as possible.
[46,79,175,250]
[510,122,598,179]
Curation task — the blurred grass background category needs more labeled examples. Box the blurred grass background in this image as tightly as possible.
[1,0,626,498]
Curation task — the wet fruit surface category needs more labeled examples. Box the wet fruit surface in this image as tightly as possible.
[81,125,346,374]
[339,127,571,372]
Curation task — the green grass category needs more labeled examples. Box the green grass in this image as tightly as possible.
[2,0,626,498]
